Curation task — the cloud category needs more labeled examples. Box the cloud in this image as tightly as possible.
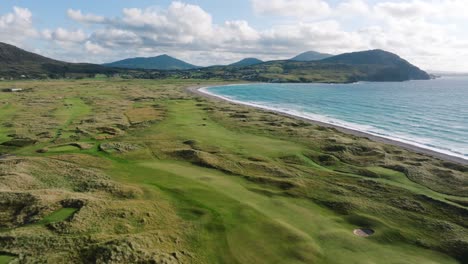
[374,0,468,20]
[56,1,468,70]
[120,2,215,46]
[251,0,331,18]
[90,29,141,48]
[261,20,365,52]
[73,2,364,64]
[337,0,370,16]
[81,2,261,53]
[42,28,87,43]
[0,6,37,44]
[67,9,106,23]
[2,1,468,71]
[218,20,260,43]
[374,1,433,19]
[85,41,108,54]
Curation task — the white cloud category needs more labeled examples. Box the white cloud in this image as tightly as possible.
[374,0,468,20]
[252,0,331,18]
[63,1,468,70]
[2,2,468,71]
[90,29,141,47]
[337,0,370,16]
[42,28,87,43]
[67,9,106,23]
[218,20,260,43]
[84,2,263,53]
[121,2,214,44]
[260,20,366,54]
[0,6,37,44]
[374,1,433,19]
[85,41,108,54]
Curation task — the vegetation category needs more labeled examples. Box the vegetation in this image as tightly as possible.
[321,49,431,81]
[0,78,465,263]
[0,254,15,264]
[103,54,199,70]
[0,42,430,83]
[229,58,264,67]
[0,42,117,79]
[290,51,333,61]
[36,208,78,225]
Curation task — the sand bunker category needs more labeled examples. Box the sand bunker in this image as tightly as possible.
[353,228,375,237]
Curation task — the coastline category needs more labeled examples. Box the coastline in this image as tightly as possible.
[187,84,468,166]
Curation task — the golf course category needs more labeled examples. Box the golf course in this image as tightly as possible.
[0,79,466,263]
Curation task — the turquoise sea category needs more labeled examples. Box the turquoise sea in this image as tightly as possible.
[203,76,468,160]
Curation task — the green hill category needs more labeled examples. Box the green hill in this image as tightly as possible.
[229,58,264,67]
[321,49,430,81]
[103,54,199,70]
[192,49,430,83]
[290,51,333,61]
[0,42,116,79]
[0,43,430,83]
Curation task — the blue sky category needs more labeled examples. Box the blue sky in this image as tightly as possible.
[1,0,467,71]
[1,1,255,27]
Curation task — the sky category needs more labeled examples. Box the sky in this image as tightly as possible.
[1,0,468,72]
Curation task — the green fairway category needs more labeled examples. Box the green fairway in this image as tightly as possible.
[126,160,456,264]
[0,102,16,143]
[37,208,78,225]
[52,97,91,141]
[0,255,15,264]
[0,79,465,263]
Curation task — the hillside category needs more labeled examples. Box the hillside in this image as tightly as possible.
[0,43,430,83]
[0,42,116,79]
[103,54,198,70]
[321,49,430,81]
[0,42,60,64]
[229,58,263,67]
[290,51,333,61]
[191,50,431,82]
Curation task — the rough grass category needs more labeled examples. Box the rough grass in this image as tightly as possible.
[0,79,466,263]
[0,101,16,144]
[0,254,15,264]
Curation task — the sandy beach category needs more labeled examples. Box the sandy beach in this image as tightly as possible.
[187,85,468,166]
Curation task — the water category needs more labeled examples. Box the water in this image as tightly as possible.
[202,76,468,160]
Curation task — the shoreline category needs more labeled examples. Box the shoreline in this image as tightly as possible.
[187,84,468,166]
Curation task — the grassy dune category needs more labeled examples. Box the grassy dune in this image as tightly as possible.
[0,79,466,263]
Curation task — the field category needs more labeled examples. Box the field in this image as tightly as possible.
[0,79,466,263]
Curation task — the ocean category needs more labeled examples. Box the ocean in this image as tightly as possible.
[202,76,468,161]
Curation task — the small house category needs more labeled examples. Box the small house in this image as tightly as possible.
[1,88,23,92]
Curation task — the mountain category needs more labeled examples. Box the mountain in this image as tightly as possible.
[321,49,430,81]
[290,51,333,61]
[193,49,430,83]
[0,42,116,79]
[0,42,60,65]
[229,58,263,67]
[103,55,198,70]
[0,43,430,83]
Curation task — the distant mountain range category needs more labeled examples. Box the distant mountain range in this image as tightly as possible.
[229,58,263,67]
[290,51,333,61]
[102,50,332,70]
[0,42,115,78]
[103,55,199,70]
[198,49,430,82]
[0,42,430,82]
